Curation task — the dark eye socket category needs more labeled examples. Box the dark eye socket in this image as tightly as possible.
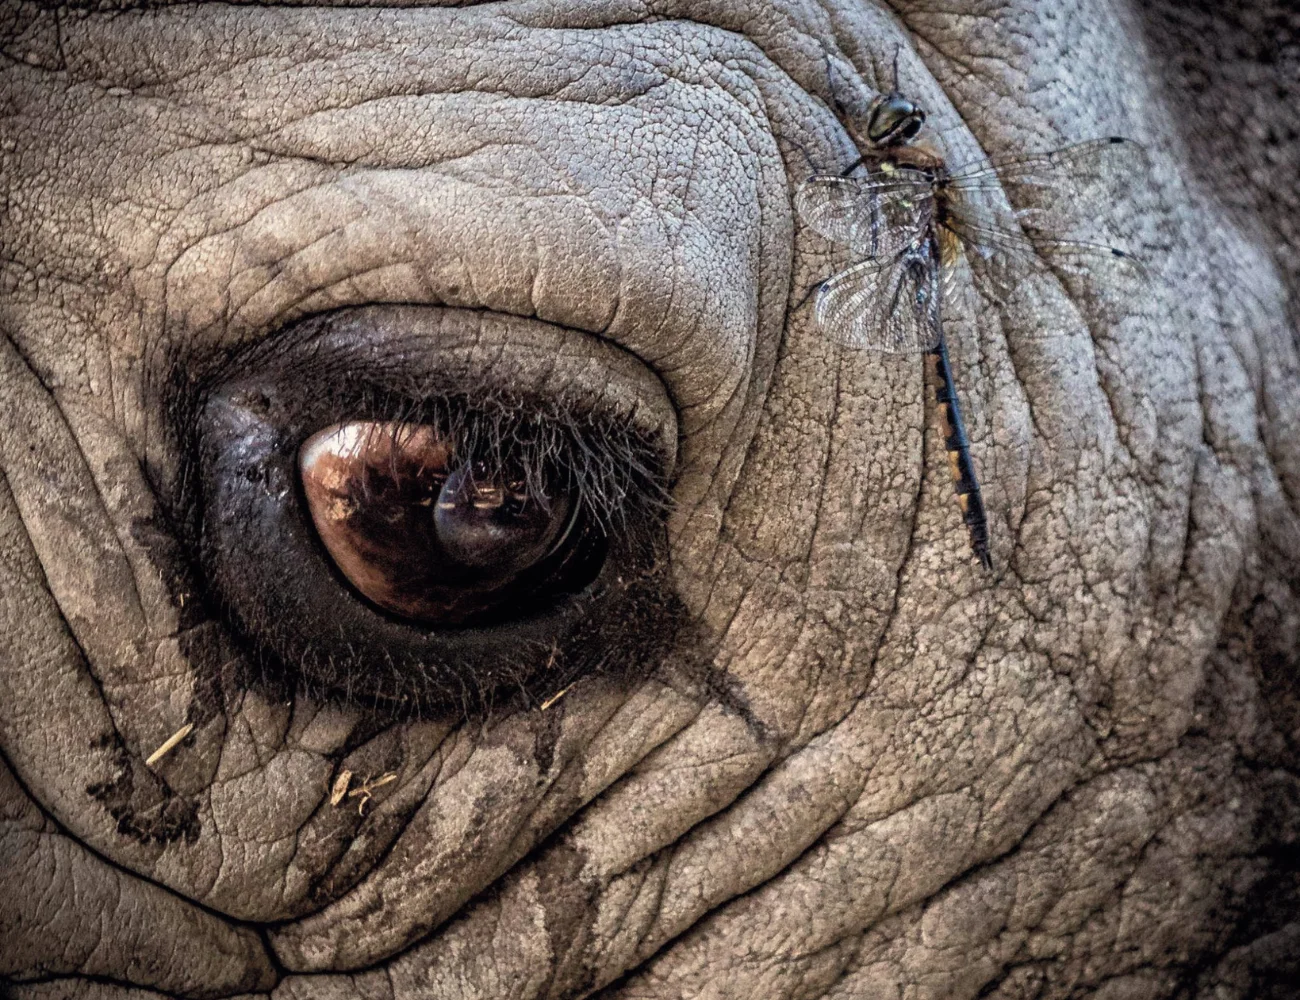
[299,420,597,627]
[186,307,677,717]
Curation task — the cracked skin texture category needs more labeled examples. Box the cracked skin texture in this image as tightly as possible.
[2,0,1299,997]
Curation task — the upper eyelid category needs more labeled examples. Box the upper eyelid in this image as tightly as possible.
[198,304,680,476]
[155,165,626,345]
[142,115,763,392]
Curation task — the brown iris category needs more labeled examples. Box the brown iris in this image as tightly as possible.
[299,422,576,625]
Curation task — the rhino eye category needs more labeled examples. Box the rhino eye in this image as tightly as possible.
[299,421,587,626]
[195,380,667,715]
[188,306,677,715]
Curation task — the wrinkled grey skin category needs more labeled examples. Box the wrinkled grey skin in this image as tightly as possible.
[2,1,1299,997]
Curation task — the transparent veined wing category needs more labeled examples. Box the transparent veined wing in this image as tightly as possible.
[942,205,1148,302]
[814,238,943,353]
[794,170,935,260]
[946,136,1147,194]
[942,136,1149,283]
[945,211,1146,270]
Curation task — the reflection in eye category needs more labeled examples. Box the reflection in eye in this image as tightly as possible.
[300,421,585,626]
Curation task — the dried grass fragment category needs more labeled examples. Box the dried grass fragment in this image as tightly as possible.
[346,772,398,816]
[145,723,194,767]
[541,684,574,711]
[329,770,353,806]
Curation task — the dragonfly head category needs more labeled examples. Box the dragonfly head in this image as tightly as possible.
[864,92,927,148]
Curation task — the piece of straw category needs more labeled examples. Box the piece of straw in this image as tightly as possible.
[346,772,398,817]
[145,723,194,766]
[329,770,353,807]
[540,684,574,711]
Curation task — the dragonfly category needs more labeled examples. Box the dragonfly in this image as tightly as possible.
[794,89,1146,572]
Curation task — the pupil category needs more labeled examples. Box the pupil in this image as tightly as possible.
[434,463,572,576]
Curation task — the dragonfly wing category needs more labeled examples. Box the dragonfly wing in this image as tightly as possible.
[815,243,942,353]
[795,172,934,259]
[945,212,1148,294]
[943,136,1148,286]
[947,136,1148,192]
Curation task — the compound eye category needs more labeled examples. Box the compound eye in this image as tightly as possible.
[867,94,926,146]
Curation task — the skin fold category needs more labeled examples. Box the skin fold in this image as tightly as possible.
[1,0,1297,996]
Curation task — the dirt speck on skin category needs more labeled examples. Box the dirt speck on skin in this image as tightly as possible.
[86,774,201,845]
[85,735,201,846]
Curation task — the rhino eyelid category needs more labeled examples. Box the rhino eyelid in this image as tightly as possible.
[171,305,679,719]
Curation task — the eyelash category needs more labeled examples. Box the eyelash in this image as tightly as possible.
[339,387,672,539]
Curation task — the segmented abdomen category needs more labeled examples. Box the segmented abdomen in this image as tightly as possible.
[927,335,992,572]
